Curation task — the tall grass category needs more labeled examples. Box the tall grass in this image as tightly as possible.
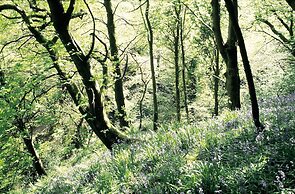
[23,93,295,193]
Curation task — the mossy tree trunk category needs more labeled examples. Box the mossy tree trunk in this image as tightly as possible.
[104,0,129,128]
[142,0,159,130]
[213,48,220,116]
[174,2,181,122]
[211,0,241,110]
[16,119,47,177]
[286,0,295,10]
[224,0,264,131]
[46,0,128,149]
[180,5,189,121]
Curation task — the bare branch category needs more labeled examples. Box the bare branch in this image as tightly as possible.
[273,12,291,32]
[0,34,32,53]
[260,18,289,43]
[113,1,123,15]
[119,54,128,80]
[258,29,291,51]
[29,84,57,105]
[129,0,147,13]
[183,2,213,33]
[83,0,96,60]
[119,34,141,58]
[92,33,109,63]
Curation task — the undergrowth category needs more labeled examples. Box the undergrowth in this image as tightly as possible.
[20,93,295,194]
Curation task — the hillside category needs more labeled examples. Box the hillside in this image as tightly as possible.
[22,93,295,193]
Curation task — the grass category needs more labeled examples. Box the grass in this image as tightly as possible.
[20,93,295,194]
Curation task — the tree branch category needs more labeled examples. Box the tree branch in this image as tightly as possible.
[211,0,226,59]
[260,18,289,43]
[92,33,108,63]
[66,0,76,19]
[83,0,96,60]
[0,34,32,53]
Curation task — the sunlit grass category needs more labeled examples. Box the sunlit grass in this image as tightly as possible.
[21,92,295,193]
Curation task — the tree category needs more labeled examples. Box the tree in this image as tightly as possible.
[211,0,241,110]
[185,1,222,116]
[173,1,181,122]
[140,0,159,130]
[0,64,54,179]
[180,5,189,120]
[104,0,129,128]
[0,1,129,150]
[223,0,264,130]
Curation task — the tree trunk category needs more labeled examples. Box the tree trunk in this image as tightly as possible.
[98,61,108,92]
[174,34,181,122]
[0,2,129,150]
[180,7,189,121]
[0,69,5,86]
[213,48,220,116]
[224,0,264,131]
[211,0,240,110]
[139,78,149,130]
[144,0,159,130]
[23,137,47,177]
[104,0,129,128]
[72,118,84,149]
[46,0,128,149]
[16,119,46,177]
[286,0,295,11]
[174,3,181,122]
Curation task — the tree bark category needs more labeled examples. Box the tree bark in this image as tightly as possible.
[23,137,47,177]
[174,4,181,122]
[45,0,128,149]
[0,70,5,86]
[104,0,129,128]
[224,0,263,131]
[143,0,159,130]
[139,68,149,130]
[211,0,240,110]
[16,119,47,177]
[213,48,220,116]
[180,7,189,121]
[72,118,84,149]
[286,0,295,11]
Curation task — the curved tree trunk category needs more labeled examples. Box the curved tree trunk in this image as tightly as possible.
[45,0,128,149]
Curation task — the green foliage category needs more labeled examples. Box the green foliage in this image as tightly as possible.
[253,0,294,56]
[278,59,295,94]
[0,137,33,193]
[0,0,295,193]
[22,93,295,193]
